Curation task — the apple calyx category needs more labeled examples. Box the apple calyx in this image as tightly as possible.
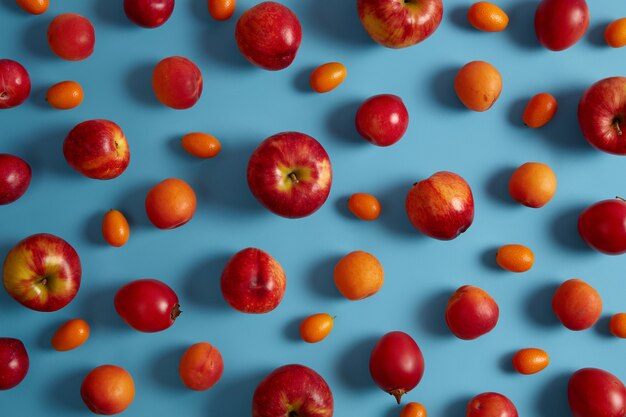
[390,388,406,404]
[171,303,182,321]
[288,172,299,184]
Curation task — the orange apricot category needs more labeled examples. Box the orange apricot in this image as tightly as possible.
[523,93,558,128]
[51,318,90,351]
[552,278,602,331]
[508,162,557,208]
[81,365,135,415]
[310,62,347,93]
[299,313,334,343]
[16,0,48,14]
[102,209,130,247]
[467,2,509,32]
[209,0,236,21]
[181,133,222,158]
[605,18,626,48]
[512,348,549,375]
[496,244,534,272]
[454,61,502,112]
[179,342,224,391]
[347,193,381,220]
[145,178,197,229]
[609,313,626,338]
[46,81,84,110]
[334,251,384,300]
[401,402,427,417]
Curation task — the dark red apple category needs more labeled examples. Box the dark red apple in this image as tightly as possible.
[63,120,130,180]
[405,171,474,240]
[578,198,626,255]
[356,94,409,147]
[247,132,332,218]
[446,285,499,340]
[357,0,443,48]
[235,2,302,70]
[0,59,31,109]
[0,338,29,390]
[3,233,81,312]
[568,368,626,417]
[0,154,31,205]
[124,0,175,28]
[535,0,589,51]
[252,364,333,417]
[221,248,286,313]
[467,392,518,417]
[578,77,626,155]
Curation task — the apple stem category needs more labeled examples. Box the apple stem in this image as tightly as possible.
[617,196,626,202]
[289,172,299,184]
[389,388,406,404]
[614,119,623,136]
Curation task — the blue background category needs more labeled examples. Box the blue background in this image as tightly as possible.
[1,0,625,416]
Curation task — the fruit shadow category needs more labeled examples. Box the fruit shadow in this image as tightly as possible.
[587,21,612,47]
[92,0,129,28]
[0,285,21,313]
[80,285,128,331]
[507,97,529,128]
[293,65,317,94]
[335,335,379,391]
[550,204,592,253]
[18,125,76,178]
[442,395,473,416]
[417,289,453,337]
[151,344,189,391]
[207,369,270,416]
[37,319,64,350]
[429,66,465,111]
[449,5,473,32]
[167,136,190,159]
[126,62,161,107]
[480,246,501,271]
[283,315,307,342]
[1,0,24,15]
[307,255,343,299]
[45,367,91,412]
[84,211,105,246]
[116,181,154,229]
[593,315,613,338]
[334,195,355,221]
[525,282,560,327]
[193,7,251,69]
[305,0,373,46]
[535,371,572,417]
[30,85,51,110]
[504,1,541,49]
[325,99,363,145]
[379,182,422,238]
[498,350,516,374]
[485,166,518,206]
[181,254,231,310]
[22,19,57,60]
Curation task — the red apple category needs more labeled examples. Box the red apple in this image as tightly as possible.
[252,364,333,417]
[446,285,499,340]
[578,77,626,155]
[405,171,474,240]
[535,0,589,51]
[63,120,130,180]
[0,59,31,109]
[578,199,626,255]
[2,233,81,312]
[152,56,203,109]
[0,154,31,205]
[247,132,332,218]
[467,392,518,417]
[0,338,29,391]
[235,2,302,70]
[356,94,409,147]
[47,13,95,61]
[357,0,443,48]
[124,0,175,28]
[220,248,286,313]
[568,368,626,417]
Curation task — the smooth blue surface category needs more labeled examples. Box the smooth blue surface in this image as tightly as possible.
[1,0,626,416]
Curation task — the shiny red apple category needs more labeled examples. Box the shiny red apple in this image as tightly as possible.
[0,154,31,205]
[356,94,409,147]
[405,171,474,240]
[252,364,333,417]
[446,285,499,340]
[47,13,95,61]
[0,59,31,109]
[152,56,203,109]
[247,132,332,218]
[467,392,518,417]
[235,2,302,70]
[578,77,626,155]
[63,120,130,180]
[0,338,29,390]
[535,0,589,51]
[3,233,81,312]
[220,248,286,313]
[357,0,443,48]
[124,0,175,28]
[578,198,626,255]
[568,368,626,417]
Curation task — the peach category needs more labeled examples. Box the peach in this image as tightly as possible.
[552,279,602,331]
[47,13,95,61]
[152,56,203,109]
[446,285,499,340]
[80,365,134,415]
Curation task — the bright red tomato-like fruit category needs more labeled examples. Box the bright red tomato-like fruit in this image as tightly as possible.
[355,94,409,147]
[47,13,95,61]
[534,0,589,51]
[0,338,29,390]
[124,0,175,28]
[114,279,180,332]
[152,56,203,109]
[369,331,424,404]
[578,199,626,255]
[446,285,499,340]
[568,368,626,417]
[467,392,518,417]
[0,59,31,109]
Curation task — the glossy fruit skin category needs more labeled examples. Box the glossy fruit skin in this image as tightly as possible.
[535,0,589,51]
[81,365,135,415]
[512,348,549,375]
[46,81,84,110]
[355,94,409,146]
[467,393,518,417]
[252,364,333,417]
[348,193,381,220]
[495,244,534,273]
[467,2,509,32]
[114,279,181,332]
[310,62,347,93]
[401,402,427,417]
[605,18,626,48]
[152,56,203,109]
[552,279,602,331]
[568,368,626,417]
[3,233,81,312]
[357,0,443,48]
[220,248,286,313]
[181,132,221,158]
[523,93,558,128]
[63,120,130,180]
[47,13,95,61]
[578,199,626,255]
[406,171,475,240]
[209,0,236,20]
[51,318,90,351]
[578,77,626,155]
[0,338,29,390]
[446,285,499,340]
[16,0,49,14]
[454,61,502,112]
[247,132,332,218]
[235,2,302,70]
[299,313,334,343]
[370,331,424,404]
[179,342,224,390]
[102,210,130,247]
[145,178,197,229]
[0,59,31,109]
[334,250,384,300]
[124,0,175,28]
[610,313,626,338]
[0,154,31,205]
[508,162,557,208]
